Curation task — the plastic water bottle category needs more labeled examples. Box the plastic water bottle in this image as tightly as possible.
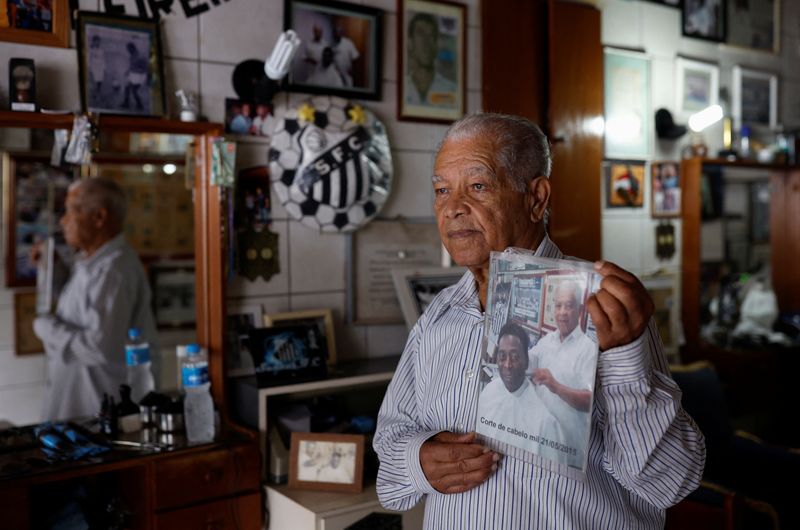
[125,328,155,403]
[182,343,215,443]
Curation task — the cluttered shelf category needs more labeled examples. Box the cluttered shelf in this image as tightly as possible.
[0,110,223,134]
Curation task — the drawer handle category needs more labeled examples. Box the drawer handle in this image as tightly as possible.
[204,469,223,483]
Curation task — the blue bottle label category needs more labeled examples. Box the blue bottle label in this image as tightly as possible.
[126,346,150,366]
[182,363,209,387]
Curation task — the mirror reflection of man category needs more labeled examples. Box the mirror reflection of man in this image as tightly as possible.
[33,178,157,421]
[477,322,564,459]
[530,281,596,466]
[404,13,457,106]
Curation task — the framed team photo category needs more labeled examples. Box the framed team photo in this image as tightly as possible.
[0,0,69,48]
[77,11,166,117]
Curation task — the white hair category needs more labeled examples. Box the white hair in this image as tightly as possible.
[69,177,127,229]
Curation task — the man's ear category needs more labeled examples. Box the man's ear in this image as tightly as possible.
[526,176,551,224]
[92,207,109,229]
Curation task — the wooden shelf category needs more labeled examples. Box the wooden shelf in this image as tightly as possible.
[0,110,223,135]
[692,157,799,171]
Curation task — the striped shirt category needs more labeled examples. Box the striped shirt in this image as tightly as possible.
[374,235,705,529]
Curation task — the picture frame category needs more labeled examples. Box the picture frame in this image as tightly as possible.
[726,0,780,54]
[732,65,778,130]
[682,0,725,43]
[263,309,337,367]
[398,0,466,123]
[651,161,681,218]
[0,0,69,48]
[149,262,195,329]
[226,302,264,377]
[675,57,719,118]
[642,0,679,6]
[224,98,274,137]
[14,291,44,356]
[77,11,166,117]
[603,48,650,159]
[391,266,466,330]
[248,324,328,387]
[289,432,364,493]
[641,275,680,360]
[540,270,590,332]
[604,160,646,209]
[3,152,75,288]
[284,0,383,101]
[9,58,37,112]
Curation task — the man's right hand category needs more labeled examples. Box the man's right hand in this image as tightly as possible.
[419,431,499,494]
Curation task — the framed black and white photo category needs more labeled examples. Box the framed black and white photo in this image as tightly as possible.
[727,0,780,53]
[284,0,383,100]
[392,266,466,330]
[682,0,725,42]
[732,66,778,130]
[398,0,466,123]
[289,432,364,493]
[675,57,719,118]
[77,11,166,117]
[149,263,195,329]
[248,324,328,386]
[642,275,680,361]
[263,309,337,366]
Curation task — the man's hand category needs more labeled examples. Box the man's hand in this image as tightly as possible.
[588,260,654,351]
[419,431,499,494]
[532,368,556,392]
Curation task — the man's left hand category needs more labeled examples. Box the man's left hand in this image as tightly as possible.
[587,260,654,351]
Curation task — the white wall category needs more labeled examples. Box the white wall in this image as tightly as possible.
[0,0,482,425]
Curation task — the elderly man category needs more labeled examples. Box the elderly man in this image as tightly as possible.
[476,322,565,462]
[34,178,157,421]
[529,280,597,468]
[373,113,705,529]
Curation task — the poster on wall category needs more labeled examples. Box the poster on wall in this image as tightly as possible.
[603,48,650,159]
[604,160,646,209]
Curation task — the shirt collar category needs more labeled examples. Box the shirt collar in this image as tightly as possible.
[76,233,126,270]
[560,325,584,344]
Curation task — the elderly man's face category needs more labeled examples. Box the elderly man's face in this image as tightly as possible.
[60,187,98,251]
[497,334,527,392]
[554,286,581,339]
[410,20,437,68]
[433,136,533,270]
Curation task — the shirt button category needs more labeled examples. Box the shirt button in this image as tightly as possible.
[465,369,474,379]
[456,423,464,430]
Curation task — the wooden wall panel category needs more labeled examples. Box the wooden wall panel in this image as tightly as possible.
[680,158,703,357]
[772,170,800,312]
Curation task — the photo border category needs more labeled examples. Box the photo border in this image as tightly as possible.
[14,291,44,356]
[725,0,780,54]
[732,65,779,131]
[283,0,383,101]
[651,161,681,219]
[289,432,365,493]
[0,0,69,48]
[263,308,337,367]
[681,0,726,43]
[675,57,719,119]
[604,159,646,210]
[226,302,264,377]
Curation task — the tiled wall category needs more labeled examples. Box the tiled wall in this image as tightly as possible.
[0,0,482,424]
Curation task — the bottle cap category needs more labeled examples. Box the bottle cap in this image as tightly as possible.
[128,328,142,340]
[186,343,201,356]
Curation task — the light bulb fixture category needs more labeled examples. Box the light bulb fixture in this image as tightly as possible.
[688,104,723,132]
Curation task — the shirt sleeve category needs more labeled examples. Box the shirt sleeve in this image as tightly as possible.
[373,321,443,511]
[594,319,706,509]
[34,266,132,367]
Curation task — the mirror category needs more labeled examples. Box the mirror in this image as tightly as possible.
[1,126,198,394]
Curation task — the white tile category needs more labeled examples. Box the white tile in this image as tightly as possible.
[0,383,44,426]
[381,150,437,218]
[366,323,408,357]
[382,12,397,82]
[227,219,290,296]
[289,291,368,361]
[601,216,645,272]
[78,0,99,10]
[199,61,236,124]
[199,0,282,64]
[781,35,800,82]
[161,11,200,60]
[370,82,450,151]
[0,346,45,386]
[782,78,800,127]
[466,88,481,114]
[288,221,347,293]
[676,36,724,63]
[163,58,199,120]
[783,0,800,39]
[0,306,13,349]
[641,2,680,59]
[651,57,677,115]
[600,0,643,49]
[0,44,80,112]
[639,219,682,273]
[467,26,481,91]
[290,290,346,314]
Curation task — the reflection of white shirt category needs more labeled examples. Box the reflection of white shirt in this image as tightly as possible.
[333,37,359,86]
[308,64,345,87]
[476,378,565,463]
[305,40,325,65]
[404,71,458,107]
[529,326,597,467]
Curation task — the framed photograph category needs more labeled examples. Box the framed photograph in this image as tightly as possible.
[651,161,681,218]
[289,432,364,493]
[727,0,780,53]
[682,0,725,42]
[226,303,263,376]
[224,98,274,137]
[604,160,646,209]
[398,0,466,123]
[732,66,778,130]
[541,270,590,332]
[3,152,75,288]
[77,11,166,117]
[284,0,383,100]
[0,0,69,47]
[9,58,37,112]
[149,263,195,329]
[675,57,719,118]
[604,48,650,159]
[391,266,466,330]
[248,324,327,387]
[263,308,337,366]
[642,275,680,360]
[14,291,44,356]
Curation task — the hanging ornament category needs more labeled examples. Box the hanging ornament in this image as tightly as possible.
[269,95,393,232]
[656,221,675,260]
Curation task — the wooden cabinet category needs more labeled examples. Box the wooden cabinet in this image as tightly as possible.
[154,493,262,530]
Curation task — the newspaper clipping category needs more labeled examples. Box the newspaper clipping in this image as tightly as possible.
[476,249,602,478]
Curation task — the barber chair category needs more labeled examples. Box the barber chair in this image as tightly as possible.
[665,361,800,530]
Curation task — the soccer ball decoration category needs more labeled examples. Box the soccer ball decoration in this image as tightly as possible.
[269,95,393,232]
